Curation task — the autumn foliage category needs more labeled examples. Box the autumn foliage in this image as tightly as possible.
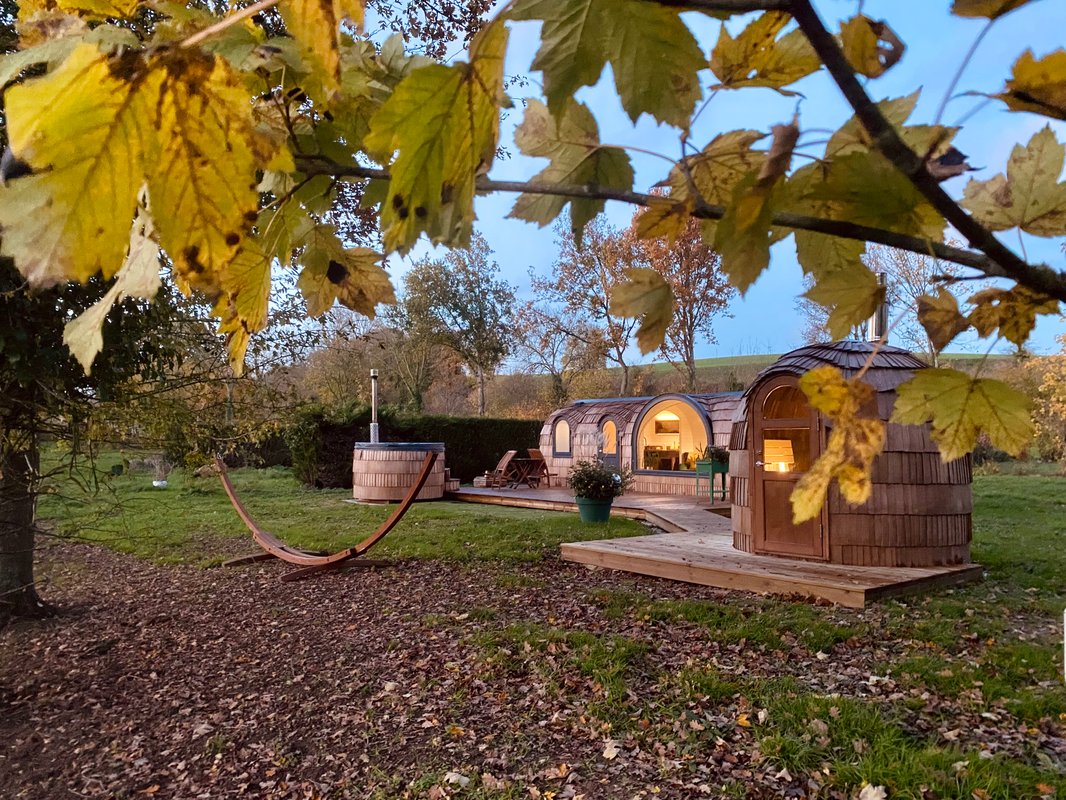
[1,0,1064,523]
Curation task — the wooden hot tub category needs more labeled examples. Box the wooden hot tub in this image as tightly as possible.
[352,442,446,503]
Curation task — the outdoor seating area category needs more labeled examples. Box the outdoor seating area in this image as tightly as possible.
[478,448,555,489]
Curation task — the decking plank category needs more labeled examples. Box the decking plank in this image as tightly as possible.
[448,486,982,607]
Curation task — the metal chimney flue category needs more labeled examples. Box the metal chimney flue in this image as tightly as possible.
[370,369,380,444]
[867,272,888,343]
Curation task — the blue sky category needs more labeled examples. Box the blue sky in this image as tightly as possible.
[396,0,1066,360]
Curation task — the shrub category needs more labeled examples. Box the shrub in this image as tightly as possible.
[286,404,542,488]
[568,460,633,500]
[972,434,1013,466]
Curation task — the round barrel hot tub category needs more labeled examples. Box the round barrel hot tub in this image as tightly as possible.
[352,442,446,503]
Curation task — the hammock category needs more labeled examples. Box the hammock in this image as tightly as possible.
[215,451,437,582]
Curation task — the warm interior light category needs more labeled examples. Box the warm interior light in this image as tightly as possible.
[655,411,680,421]
[763,438,795,472]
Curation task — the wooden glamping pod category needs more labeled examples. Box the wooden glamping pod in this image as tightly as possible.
[539,393,741,497]
[353,442,446,503]
[729,341,972,567]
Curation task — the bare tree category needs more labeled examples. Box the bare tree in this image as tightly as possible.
[511,299,608,407]
[863,245,984,366]
[532,218,640,396]
[629,203,734,392]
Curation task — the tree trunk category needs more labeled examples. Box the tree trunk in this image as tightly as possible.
[476,365,486,416]
[618,362,630,396]
[685,357,697,393]
[550,373,567,407]
[0,430,52,622]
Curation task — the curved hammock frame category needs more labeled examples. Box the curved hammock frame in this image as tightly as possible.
[215,451,437,582]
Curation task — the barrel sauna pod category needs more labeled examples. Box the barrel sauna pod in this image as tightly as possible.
[352,442,446,503]
[729,341,973,568]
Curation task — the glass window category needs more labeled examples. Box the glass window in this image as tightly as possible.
[553,420,571,455]
[762,428,811,473]
[762,385,808,420]
[601,420,617,454]
[636,401,708,471]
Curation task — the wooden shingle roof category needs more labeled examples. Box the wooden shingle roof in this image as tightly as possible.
[744,341,926,396]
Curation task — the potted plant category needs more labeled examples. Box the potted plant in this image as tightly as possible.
[568,459,634,523]
[694,445,729,465]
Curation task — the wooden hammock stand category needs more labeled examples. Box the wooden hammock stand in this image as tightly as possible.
[215,451,437,582]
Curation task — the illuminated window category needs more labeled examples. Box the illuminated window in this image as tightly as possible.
[635,399,710,472]
[601,420,617,454]
[553,419,571,456]
[761,430,811,472]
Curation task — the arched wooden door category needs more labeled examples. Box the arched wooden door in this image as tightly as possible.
[752,377,827,560]
[598,419,619,469]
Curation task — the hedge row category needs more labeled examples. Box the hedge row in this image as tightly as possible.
[285,405,543,488]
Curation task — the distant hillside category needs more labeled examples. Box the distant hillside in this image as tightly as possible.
[489,350,1019,418]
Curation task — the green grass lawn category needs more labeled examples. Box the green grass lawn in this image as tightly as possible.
[37,454,648,566]
[34,456,1066,797]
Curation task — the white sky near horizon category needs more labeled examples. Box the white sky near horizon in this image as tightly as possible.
[386,0,1066,363]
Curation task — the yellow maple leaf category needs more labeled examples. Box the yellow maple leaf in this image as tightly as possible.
[509,99,634,236]
[951,0,1034,18]
[147,48,264,300]
[961,126,1066,236]
[996,48,1066,121]
[213,237,274,372]
[810,151,945,240]
[892,368,1033,461]
[670,130,767,209]
[634,196,694,245]
[297,225,394,318]
[803,265,884,341]
[710,11,820,92]
[366,21,507,254]
[824,91,920,158]
[794,231,866,284]
[63,213,161,374]
[840,15,904,79]
[714,175,777,294]
[967,286,1060,346]
[279,0,366,103]
[792,367,885,522]
[610,268,676,354]
[917,288,971,352]
[0,44,161,287]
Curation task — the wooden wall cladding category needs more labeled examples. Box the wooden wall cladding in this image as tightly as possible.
[730,475,749,508]
[870,452,971,484]
[727,341,973,568]
[632,473,703,496]
[538,392,743,496]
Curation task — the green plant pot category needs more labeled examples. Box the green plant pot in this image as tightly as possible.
[575,496,613,523]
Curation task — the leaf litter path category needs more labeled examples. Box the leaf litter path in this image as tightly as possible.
[1,542,1062,799]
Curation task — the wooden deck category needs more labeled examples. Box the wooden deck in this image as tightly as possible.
[448,487,982,608]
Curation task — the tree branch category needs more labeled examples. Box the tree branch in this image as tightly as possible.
[788,0,1066,301]
[647,0,791,10]
[297,156,1024,287]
